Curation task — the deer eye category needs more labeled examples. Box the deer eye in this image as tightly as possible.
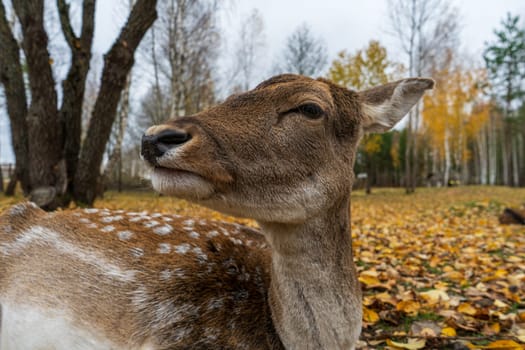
[296,103,324,119]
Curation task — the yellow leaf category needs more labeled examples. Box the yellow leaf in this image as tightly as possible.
[362,307,380,324]
[482,322,500,335]
[441,327,457,337]
[467,340,523,349]
[419,289,450,305]
[386,338,426,350]
[358,274,381,286]
[396,300,421,316]
[457,302,477,316]
[493,299,509,309]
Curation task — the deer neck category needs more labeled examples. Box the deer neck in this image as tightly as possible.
[258,196,362,350]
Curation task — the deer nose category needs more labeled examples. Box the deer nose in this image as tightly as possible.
[141,129,192,163]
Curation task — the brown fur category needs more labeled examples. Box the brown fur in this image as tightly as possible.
[0,74,433,349]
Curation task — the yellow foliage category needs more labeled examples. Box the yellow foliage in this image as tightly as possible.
[362,134,383,155]
[2,186,525,348]
[422,63,490,169]
[328,40,397,90]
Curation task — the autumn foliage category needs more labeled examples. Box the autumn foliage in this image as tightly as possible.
[2,187,523,348]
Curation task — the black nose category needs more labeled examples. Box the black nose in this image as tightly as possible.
[141,129,191,164]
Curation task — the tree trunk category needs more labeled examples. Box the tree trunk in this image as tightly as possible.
[0,162,4,193]
[13,0,64,210]
[57,0,96,205]
[477,126,488,185]
[5,170,17,196]
[411,103,420,192]
[405,110,413,193]
[511,132,519,186]
[501,122,509,186]
[100,73,132,195]
[488,113,497,185]
[74,0,157,205]
[0,1,30,195]
[518,131,525,186]
[444,128,451,186]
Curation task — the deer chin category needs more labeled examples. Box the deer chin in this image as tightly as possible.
[150,167,215,200]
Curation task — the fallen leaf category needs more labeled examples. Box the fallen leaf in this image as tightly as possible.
[396,300,421,316]
[458,302,478,316]
[466,340,523,349]
[363,307,380,324]
[441,327,457,337]
[386,338,426,349]
[419,289,450,305]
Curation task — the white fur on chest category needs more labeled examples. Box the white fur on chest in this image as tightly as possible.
[0,303,122,350]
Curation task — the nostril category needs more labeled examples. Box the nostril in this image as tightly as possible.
[141,129,192,162]
[156,129,191,146]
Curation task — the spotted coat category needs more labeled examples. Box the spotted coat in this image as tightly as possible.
[0,203,284,349]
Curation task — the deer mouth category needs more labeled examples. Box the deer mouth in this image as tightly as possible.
[149,165,215,199]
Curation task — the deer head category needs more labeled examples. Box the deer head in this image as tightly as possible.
[141,75,434,224]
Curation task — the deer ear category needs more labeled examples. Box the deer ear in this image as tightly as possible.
[359,78,434,133]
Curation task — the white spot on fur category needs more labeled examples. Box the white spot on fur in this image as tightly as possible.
[101,225,115,233]
[188,231,200,239]
[79,218,91,224]
[0,226,135,282]
[160,269,172,280]
[157,243,171,254]
[162,217,173,222]
[207,230,219,238]
[151,213,162,218]
[183,219,195,230]
[144,220,160,228]
[117,230,134,241]
[153,224,173,236]
[192,247,208,262]
[86,223,97,229]
[174,268,186,278]
[229,237,243,245]
[174,243,190,254]
[84,208,98,214]
[101,215,123,223]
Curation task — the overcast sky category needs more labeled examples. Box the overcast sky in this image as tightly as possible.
[1,0,524,162]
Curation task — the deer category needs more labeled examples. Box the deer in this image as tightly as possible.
[0,74,433,350]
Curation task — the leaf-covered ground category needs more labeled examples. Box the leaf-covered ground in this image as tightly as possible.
[1,186,524,349]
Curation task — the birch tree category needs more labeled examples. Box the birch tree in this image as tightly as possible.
[484,13,525,186]
[228,8,265,92]
[387,0,460,193]
[275,23,327,77]
[140,0,221,119]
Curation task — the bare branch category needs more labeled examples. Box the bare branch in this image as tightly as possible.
[56,0,77,49]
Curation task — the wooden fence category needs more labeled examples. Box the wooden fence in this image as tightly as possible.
[0,163,14,180]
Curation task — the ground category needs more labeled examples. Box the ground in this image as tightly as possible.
[1,186,524,349]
